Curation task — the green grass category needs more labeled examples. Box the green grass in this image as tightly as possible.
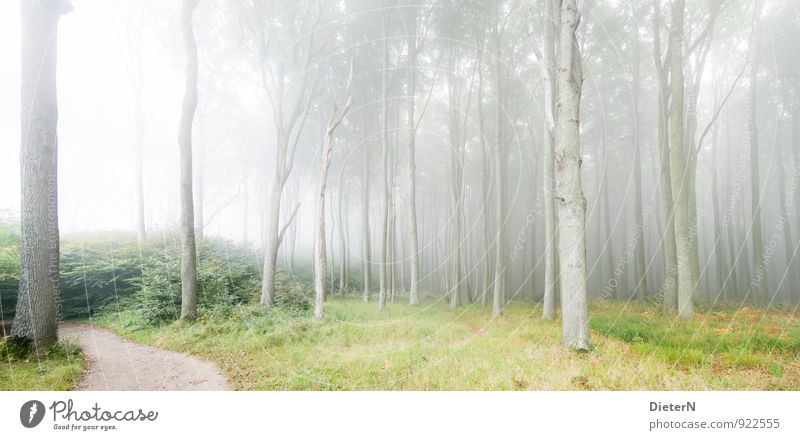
[93,297,800,390]
[0,339,85,390]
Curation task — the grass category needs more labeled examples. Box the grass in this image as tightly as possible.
[0,339,85,390]
[92,297,800,390]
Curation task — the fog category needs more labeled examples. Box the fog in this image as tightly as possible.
[3,0,800,310]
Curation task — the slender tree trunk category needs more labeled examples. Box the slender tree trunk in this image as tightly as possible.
[13,0,71,351]
[447,55,464,309]
[748,4,767,305]
[314,139,335,321]
[491,19,506,319]
[378,10,391,311]
[361,108,371,302]
[178,0,199,321]
[337,167,348,296]
[669,0,694,319]
[313,99,350,319]
[652,0,678,314]
[631,24,647,299]
[541,0,558,320]
[476,44,492,308]
[405,5,421,306]
[194,115,205,241]
[134,84,146,242]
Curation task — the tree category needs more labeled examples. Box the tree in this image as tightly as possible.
[379,8,393,311]
[404,0,423,306]
[748,0,767,306]
[535,0,559,321]
[119,0,147,242]
[178,0,199,320]
[313,69,353,321]
[12,0,72,352]
[252,0,320,307]
[554,0,591,350]
[490,0,508,319]
[652,0,678,314]
[669,0,694,320]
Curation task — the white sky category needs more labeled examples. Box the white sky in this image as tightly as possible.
[0,0,185,233]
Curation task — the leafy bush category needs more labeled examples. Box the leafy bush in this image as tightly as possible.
[274,273,313,312]
[0,215,20,320]
[124,235,263,325]
[0,336,31,360]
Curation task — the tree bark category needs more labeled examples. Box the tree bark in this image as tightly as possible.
[13,0,71,352]
[491,7,507,319]
[748,3,767,306]
[669,0,694,319]
[378,9,391,311]
[361,108,372,303]
[178,0,200,321]
[405,4,421,306]
[554,0,591,350]
[541,0,558,320]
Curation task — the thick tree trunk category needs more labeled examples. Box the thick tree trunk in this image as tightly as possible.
[555,0,591,351]
[668,0,694,320]
[178,0,199,321]
[13,0,71,352]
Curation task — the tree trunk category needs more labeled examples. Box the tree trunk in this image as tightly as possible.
[631,20,647,299]
[178,0,199,321]
[491,20,506,319]
[541,0,558,320]
[361,108,371,303]
[668,0,694,319]
[13,0,71,352]
[378,10,391,311]
[314,106,349,320]
[748,5,767,306]
[652,0,678,313]
[406,5,421,306]
[555,0,591,351]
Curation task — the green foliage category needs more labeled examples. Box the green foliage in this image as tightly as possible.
[0,336,31,360]
[0,221,265,323]
[0,338,84,391]
[125,235,262,325]
[0,217,20,320]
[273,271,312,312]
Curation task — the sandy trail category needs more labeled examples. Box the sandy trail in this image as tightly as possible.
[59,323,229,391]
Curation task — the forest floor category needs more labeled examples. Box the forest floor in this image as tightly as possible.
[93,297,800,390]
[59,323,229,390]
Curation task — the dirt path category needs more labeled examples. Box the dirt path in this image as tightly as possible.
[59,323,229,391]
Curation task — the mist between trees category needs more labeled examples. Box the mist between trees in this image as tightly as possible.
[3,0,800,353]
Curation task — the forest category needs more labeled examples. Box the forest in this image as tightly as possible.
[1,0,799,391]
